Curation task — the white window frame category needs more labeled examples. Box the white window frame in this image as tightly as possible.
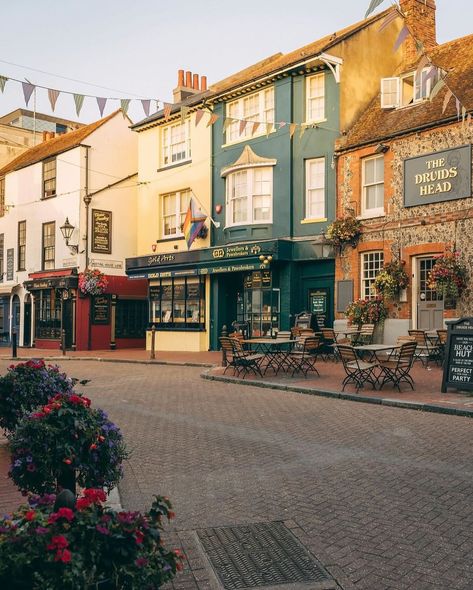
[304,158,326,221]
[161,120,191,167]
[361,251,384,300]
[225,166,273,227]
[381,77,400,109]
[161,189,191,238]
[305,73,325,123]
[226,87,274,144]
[362,154,384,218]
[381,68,434,109]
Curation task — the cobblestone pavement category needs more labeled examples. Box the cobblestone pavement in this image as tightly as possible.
[1,360,473,590]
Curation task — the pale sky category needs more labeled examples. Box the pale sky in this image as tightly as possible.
[0,0,470,125]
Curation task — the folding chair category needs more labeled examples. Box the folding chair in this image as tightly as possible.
[378,341,417,391]
[320,328,338,361]
[230,338,264,379]
[354,324,375,346]
[287,336,321,378]
[337,344,378,392]
[408,330,438,367]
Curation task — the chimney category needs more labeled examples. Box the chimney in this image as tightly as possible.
[400,0,437,64]
[172,69,207,103]
[201,76,207,91]
[192,73,199,90]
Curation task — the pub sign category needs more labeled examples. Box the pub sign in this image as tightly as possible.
[92,209,112,254]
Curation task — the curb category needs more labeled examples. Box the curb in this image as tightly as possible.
[0,356,214,368]
[201,369,473,418]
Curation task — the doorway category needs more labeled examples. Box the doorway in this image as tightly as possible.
[62,295,73,349]
[12,294,20,343]
[416,257,444,330]
[24,295,32,346]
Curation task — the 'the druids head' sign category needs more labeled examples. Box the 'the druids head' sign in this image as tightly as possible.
[404,145,471,207]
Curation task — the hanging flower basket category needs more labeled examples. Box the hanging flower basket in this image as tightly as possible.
[326,214,362,251]
[427,250,467,299]
[78,268,108,296]
[374,260,409,300]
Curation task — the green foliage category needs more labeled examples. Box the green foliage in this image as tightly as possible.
[427,250,468,298]
[374,260,409,300]
[0,490,181,589]
[0,359,74,433]
[345,295,388,327]
[326,214,362,249]
[9,393,127,495]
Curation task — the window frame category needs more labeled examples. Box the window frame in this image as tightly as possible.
[305,73,325,123]
[0,234,4,283]
[226,87,275,144]
[42,221,56,271]
[381,68,434,109]
[161,189,191,239]
[225,166,273,228]
[116,299,148,338]
[304,157,326,221]
[361,251,384,300]
[42,157,57,199]
[161,120,191,167]
[149,276,206,331]
[18,220,26,271]
[361,154,385,218]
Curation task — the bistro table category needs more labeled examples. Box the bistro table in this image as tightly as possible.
[353,343,400,362]
[334,328,361,344]
[241,338,295,375]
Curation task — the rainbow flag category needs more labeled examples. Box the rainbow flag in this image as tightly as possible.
[183,197,207,249]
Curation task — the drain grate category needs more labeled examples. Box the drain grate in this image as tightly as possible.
[197,522,332,589]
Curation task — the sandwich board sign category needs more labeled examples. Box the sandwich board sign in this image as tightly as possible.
[441,317,473,393]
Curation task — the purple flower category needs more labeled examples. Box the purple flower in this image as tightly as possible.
[96,525,110,535]
[35,526,49,535]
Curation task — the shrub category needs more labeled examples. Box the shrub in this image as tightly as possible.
[0,359,74,433]
[9,393,127,495]
[0,489,182,589]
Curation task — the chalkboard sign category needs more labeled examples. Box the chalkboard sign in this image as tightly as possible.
[314,314,326,330]
[441,317,473,392]
[6,248,13,281]
[91,295,110,325]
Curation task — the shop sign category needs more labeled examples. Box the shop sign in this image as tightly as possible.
[89,258,123,270]
[91,295,110,325]
[6,249,13,281]
[211,244,262,260]
[404,145,471,207]
[441,317,473,392]
[91,210,112,254]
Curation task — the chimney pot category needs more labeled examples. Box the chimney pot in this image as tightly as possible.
[185,71,192,88]
[178,69,184,87]
[201,75,208,91]
[42,131,47,142]
[193,73,199,90]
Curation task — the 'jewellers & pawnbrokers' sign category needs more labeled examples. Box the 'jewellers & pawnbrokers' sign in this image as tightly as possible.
[404,145,471,207]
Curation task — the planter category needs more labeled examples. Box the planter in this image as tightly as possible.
[373,323,384,344]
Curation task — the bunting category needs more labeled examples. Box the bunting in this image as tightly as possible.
[442,89,453,114]
[365,0,385,19]
[48,88,60,112]
[239,120,248,136]
[141,99,151,117]
[289,123,297,139]
[251,121,260,135]
[456,98,461,120]
[195,109,205,127]
[393,25,409,53]
[96,97,107,117]
[120,98,131,116]
[22,82,35,106]
[223,117,233,133]
[429,78,445,102]
[265,123,273,137]
[378,9,400,32]
[0,76,7,93]
[206,113,219,127]
[73,93,85,116]
[180,105,190,124]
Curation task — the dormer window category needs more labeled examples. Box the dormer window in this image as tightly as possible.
[381,68,436,109]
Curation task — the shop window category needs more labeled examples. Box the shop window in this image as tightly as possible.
[306,73,325,123]
[149,276,205,330]
[42,158,56,198]
[361,251,384,299]
[34,290,61,339]
[162,189,191,238]
[42,222,55,270]
[226,167,272,226]
[0,234,3,283]
[161,120,191,167]
[0,177,5,217]
[18,220,26,271]
[362,155,384,217]
[115,299,148,338]
[305,158,325,220]
[226,87,274,143]
[236,271,280,338]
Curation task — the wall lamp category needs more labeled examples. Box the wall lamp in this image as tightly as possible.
[312,234,334,259]
[259,254,273,267]
[375,142,390,154]
[60,218,83,254]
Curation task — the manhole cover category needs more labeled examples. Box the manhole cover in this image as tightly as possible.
[197,522,333,589]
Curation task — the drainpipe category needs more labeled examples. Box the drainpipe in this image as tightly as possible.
[83,146,92,350]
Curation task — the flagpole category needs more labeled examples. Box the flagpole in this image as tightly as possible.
[190,190,221,228]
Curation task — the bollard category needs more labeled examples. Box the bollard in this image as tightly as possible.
[150,325,156,360]
[12,329,17,358]
[221,324,228,367]
[61,329,66,356]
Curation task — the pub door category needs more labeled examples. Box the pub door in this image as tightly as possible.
[24,296,32,346]
[416,257,444,330]
[62,298,73,349]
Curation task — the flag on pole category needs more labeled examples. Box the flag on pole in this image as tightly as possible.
[182,197,207,249]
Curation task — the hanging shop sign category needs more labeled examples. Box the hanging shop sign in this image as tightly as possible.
[404,145,471,207]
[91,209,112,254]
[441,317,473,393]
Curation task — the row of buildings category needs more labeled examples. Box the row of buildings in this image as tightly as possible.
[0,0,471,352]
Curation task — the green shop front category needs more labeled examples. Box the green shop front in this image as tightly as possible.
[126,239,334,351]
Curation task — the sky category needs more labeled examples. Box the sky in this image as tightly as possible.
[0,0,470,125]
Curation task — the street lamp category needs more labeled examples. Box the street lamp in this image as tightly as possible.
[60,218,81,254]
[312,234,334,258]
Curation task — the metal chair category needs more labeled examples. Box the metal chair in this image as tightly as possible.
[378,341,417,391]
[220,337,264,378]
[337,344,378,392]
[287,336,321,378]
[408,329,439,367]
[436,329,447,366]
[354,323,375,346]
[320,328,338,361]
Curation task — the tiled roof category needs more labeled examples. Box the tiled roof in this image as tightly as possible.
[0,110,120,176]
[338,33,473,150]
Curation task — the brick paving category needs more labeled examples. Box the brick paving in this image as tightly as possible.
[1,356,473,589]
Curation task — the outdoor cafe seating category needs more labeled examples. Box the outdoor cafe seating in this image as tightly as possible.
[337,344,378,393]
[286,336,321,378]
[219,336,264,379]
[377,341,417,391]
[408,329,441,367]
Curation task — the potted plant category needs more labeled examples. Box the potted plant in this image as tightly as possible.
[0,489,182,589]
[427,249,467,299]
[345,295,388,328]
[78,268,108,296]
[8,393,127,495]
[326,212,362,251]
[374,260,409,300]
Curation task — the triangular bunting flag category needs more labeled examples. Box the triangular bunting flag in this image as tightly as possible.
[415,55,429,81]
[365,0,385,18]
[265,123,272,137]
[73,94,85,116]
[252,121,260,135]
[299,125,306,139]
[96,97,107,117]
[378,9,400,32]
[22,82,35,107]
[456,98,461,120]
[163,102,172,120]
[195,109,205,127]
[424,66,437,85]
[0,76,8,93]
[223,118,233,133]
[429,78,445,102]
[141,99,151,117]
[466,113,472,130]
[461,106,467,127]
[393,25,409,53]
[289,123,297,139]
[120,99,131,116]
[442,89,453,114]
[239,120,248,136]
[415,39,424,54]
[48,88,60,112]
[206,113,219,127]
[279,121,287,129]
[180,106,190,123]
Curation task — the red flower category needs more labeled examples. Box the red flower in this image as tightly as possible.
[63,458,72,465]
[47,535,69,551]
[134,530,145,544]
[25,510,36,521]
[54,548,72,563]
[89,443,97,450]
